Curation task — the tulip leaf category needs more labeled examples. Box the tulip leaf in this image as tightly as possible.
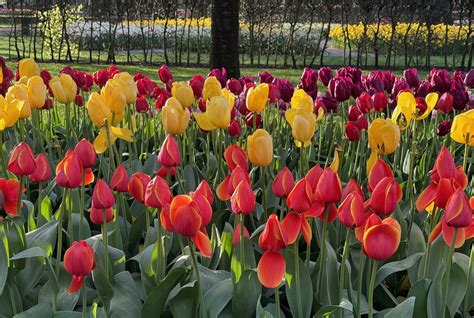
[109,271,141,317]
[169,281,198,317]
[205,224,222,270]
[10,246,46,260]
[219,223,234,271]
[39,195,53,226]
[285,248,313,318]
[376,252,423,286]
[385,297,415,318]
[183,164,197,193]
[232,270,261,317]
[407,278,432,318]
[139,244,159,296]
[256,295,273,318]
[0,236,8,296]
[427,269,444,318]
[446,263,468,317]
[231,238,256,283]
[198,265,232,293]
[142,153,158,175]
[53,311,82,318]
[204,278,233,318]
[313,298,353,317]
[141,267,188,318]
[13,302,52,318]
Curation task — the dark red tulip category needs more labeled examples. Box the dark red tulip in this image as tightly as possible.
[372,92,388,112]
[436,92,453,114]
[227,78,242,95]
[158,64,173,84]
[437,120,452,136]
[318,67,333,86]
[404,68,420,88]
[64,240,96,293]
[228,120,241,137]
[92,179,115,209]
[345,121,361,141]
[74,139,96,169]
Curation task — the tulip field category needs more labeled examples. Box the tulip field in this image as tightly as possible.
[0,57,472,318]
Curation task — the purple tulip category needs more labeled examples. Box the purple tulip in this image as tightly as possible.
[315,91,338,112]
[208,67,227,87]
[227,78,243,95]
[404,68,420,88]
[437,120,452,136]
[416,80,430,98]
[259,71,274,84]
[429,69,451,93]
[318,67,333,86]
[300,67,318,95]
[328,77,352,102]
[464,69,474,88]
[274,79,294,103]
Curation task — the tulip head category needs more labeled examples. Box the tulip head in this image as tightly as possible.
[50,73,77,104]
[247,129,273,167]
[203,76,222,101]
[223,144,248,171]
[74,139,96,169]
[169,195,202,237]
[338,192,368,228]
[172,81,195,108]
[29,153,52,183]
[369,177,402,215]
[92,179,115,209]
[246,83,269,113]
[64,240,95,293]
[27,76,47,109]
[194,96,231,130]
[230,180,255,215]
[158,134,181,167]
[316,168,342,203]
[86,92,112,128]
[158,65,173,84]
[0,178,22,216]
[272,167,295,199]
[362,216,401,261]
[144,176,172,209]
[258,214,287,252]
[18,57,39,78]
[8,142,36,176]
[368,118,400,155]
[128,172,151,203]
[450,109,474,146]
[110,164,129,193]
[161,97,191,135]
[90,207,114,225]
[444,190,472,228]
[285,108,317,147]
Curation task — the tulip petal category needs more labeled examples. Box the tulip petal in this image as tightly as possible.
[442,220,465,248]
[193,231,212,258]
[257,251,285,288]
[363,222,401,261]
[281,212,302,245]
[68,275,83,294]
[194,112,217,131]
[416,182,437,212]
[216,175,232,201]
[110,126,133,142]
[300,216,312,245]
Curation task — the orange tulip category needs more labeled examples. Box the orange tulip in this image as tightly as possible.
[315,168,342,203]
[287,179,313,213]
[110,164,129,193]
[216,166,250,201]
[444,190,472,228]
[230,180,255,214]
[144,176,172,209]
[338,192,369,228]
[257,251,286,288]
[0,178,22,216]
[369,177,402,215]
[367,158,393,193]
[362,215,401,261]
[128,172,151,203]
[223,144,248,171]
[56,150,94,189]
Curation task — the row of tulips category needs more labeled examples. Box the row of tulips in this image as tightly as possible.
[0,56,472,317]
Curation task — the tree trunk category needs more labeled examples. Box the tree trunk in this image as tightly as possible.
[320,9,332,67]
[210,0,240,78]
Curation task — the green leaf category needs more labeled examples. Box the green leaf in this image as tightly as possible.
[139,244,158,296]
[256,295,273,318]
[313,298,353,317]
[385,297,415,318]
[232,270,262,317]
[446,263,468,317]
[0,235,8,295]
[407,279,431,318]
[53,311,82,318]
[204,278,233,318]
[427,271,444,318]
[376,253,423,286]
[109,271,141,317]
[38,195,53,226]
[407,224,425,284]
[141,267,188,318]
[231,238,256,283]
[10,246,46,260]
[169,282,198,317]
[285,248,313,318]
[13,302,52,318]
[183,165,197,193]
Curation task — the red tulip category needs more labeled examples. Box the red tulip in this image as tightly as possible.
[90,207,114,225]
[75,94,84,107]
[144,176,172,209]
[231,181,255,214]
[128,172,151,203]
[444,190,472,228]
[29,153,52,182]
[280,212,302,245]
[316,168,342,203]
[192,180,214,206]
[64,240,96,293]
[169,195,202,237]
[429,218,472,248]
[348,105,362,121]
[74,139,96,168]
[92,179,115,209]
[372,92,388,112]
[227,78,242,95]
[342,179,364,201]
[368,158,394,192]
[224,144,248,171]
[189,191,212,227]
[7,142,36,176]
[0,178,22,216]
[56,150,93,189]
[158,134,181,168]
[437,120,452,136]
[259,214,287,252]
[158,64,173,84]
[356,92,373,113]
[305,164,323,194]
[369,177,402,215]
[257,251,286,288]
[272,167,295,199]
[135,95,150,113]
[216,166,250,201]
[228,120,242,137]
[436,92,453,114]
[156,166,177,178]
[232,223,250,246]
[110,164,129,193]
[362,216,401,261]
[287,179,313,213]
[345,121,361,141]
[338,192,369,228]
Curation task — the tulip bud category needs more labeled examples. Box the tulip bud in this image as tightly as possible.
[372,92,388,112]
[158,134,181,167]
[465,69,474,88]
[370,177,402,215]
[172,81,195,108]
[444,190,472,228]
[430,69,451,93]
[231,181,255,214]
[259,214,287,252]
[328,77,352,102]
[145,176,172,209]
[216,166,250,201]
[64,240,96,293]
[338,192,368,228]
[90,206,114,224]
[348,105,362,121]
[316,168,342,203]
[27,76,47,109]
[437,120,452,136]
[169,195,202,237]
[228,120,242,137]
[0,178,22,216]
[318,67,333,86]
[345,121,361,141]
[245,112,262,128]
[18,57,39,78]
[436,92,453,114]
[8,142,36,176]
[226,78,242,95]
[128,172,151,203]
[404,68,420,88]
[287,179,313,213]
[135,95,150,113]
[189,74,205,97]
[92,179,115,209]
[257,250,286,289]
[110,164,129,193]
[259,71,274,84]
[161,97,190,135]
[29,153,52,183]
[192,180,214,205]
[356,92,373,114]
[246,83,269,113]
[342,179,364,201]
[300,67,318,95]
[74,139,96,169]
[56,150,90,189]
[247,129,273,166]
[272,167,295,199]
[158,65,173,84]
[50,73,77,104]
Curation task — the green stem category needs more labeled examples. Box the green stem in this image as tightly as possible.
[338,229,351,318]
[55,188,68,278]
[441,228,458,318]
[82,278,87,318]
[261,166,267,220]
[16,175,23,218]
[275,286,281,318]
[79,171,86,240]
[104,119,116,181]
[355,251,366,318]
[367,260,378,318]
[240,214,245,274]
[407,118,418,237]
[294,242,303,318]
[0,132,7,176]
[155,209,165,281]
[318,206,329,299]
[463,244,473,316]
[8,283,17,315]
[190,241,207,318]
[462,137,469,172]
[102,209,109,279]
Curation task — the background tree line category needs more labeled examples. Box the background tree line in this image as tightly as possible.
[1,0,473,70]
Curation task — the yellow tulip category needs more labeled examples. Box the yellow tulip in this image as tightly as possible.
[172,81,195,108]
[247,129,273,166]
[392,92,438,129]
[194,96,230,131]
[450,109,474,146]
[114,72,137,104]
[27,76,47,109]
[285,108,316,147]
[162,97,190,135]
[101,79,127,115]
[0,95,22,130]
[203,76,222,101]
[93,125,133,154]
[49,74,77,104]
[86,92,112,127]
[246,83,269,113]
[0,68,3,84]
[290,89,313,113]
[221,88,235,110]
[6,84,31,119]
[368,118,400,155]
[18,57,39,78]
